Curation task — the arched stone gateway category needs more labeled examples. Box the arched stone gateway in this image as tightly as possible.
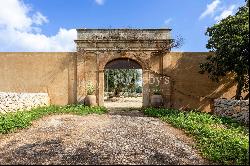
[75,29,172,107]
[105,58,142,69]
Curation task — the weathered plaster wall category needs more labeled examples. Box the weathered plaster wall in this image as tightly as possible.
[0,51,241,112]
[78,51,238,112]
[0,92,50,113]
[0,52,77,105]
[76,51,98,104]
[162,52,237,112]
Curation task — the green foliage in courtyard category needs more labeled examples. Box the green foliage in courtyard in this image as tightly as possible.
[144,108,249,165]
[0,105,107,134]
[105,69,142,96]
[200,1,249,99]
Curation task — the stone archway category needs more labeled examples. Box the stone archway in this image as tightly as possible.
[98,57,150,107]
[74,29,172,107]
[105,58,142,69]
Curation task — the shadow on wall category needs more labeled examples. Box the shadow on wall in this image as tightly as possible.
[163,52,236,112]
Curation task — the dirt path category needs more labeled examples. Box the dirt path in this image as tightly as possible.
[0,106,211,165]
[104,96,143,110]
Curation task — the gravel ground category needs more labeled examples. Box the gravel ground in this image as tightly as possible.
[0,100,212,165]
[104,97,143,109]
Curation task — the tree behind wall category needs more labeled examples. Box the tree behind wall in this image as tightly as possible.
[200,1,249,99]
[104,69,142,97]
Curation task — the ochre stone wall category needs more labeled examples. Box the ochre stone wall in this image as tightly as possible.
[162,52,237,112]
[76,51,98,103]
[0,52,77,105]
[0,51,240,112]
[74,51,238,112]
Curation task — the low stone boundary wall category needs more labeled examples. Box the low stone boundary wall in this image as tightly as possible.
[214,99,249,124]
[0,92,50,113]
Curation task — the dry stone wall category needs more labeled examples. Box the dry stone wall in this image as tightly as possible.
[0,92,50,113]
[214,99,249,124]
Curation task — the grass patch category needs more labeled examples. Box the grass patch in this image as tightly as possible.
[0,105,107,134]
[144,108,249,165]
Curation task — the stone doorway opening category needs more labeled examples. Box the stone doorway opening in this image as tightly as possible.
[103,58,143,110]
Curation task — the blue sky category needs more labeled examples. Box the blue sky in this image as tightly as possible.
[0,0,246,52]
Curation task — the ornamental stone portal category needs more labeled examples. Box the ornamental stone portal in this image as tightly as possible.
[74,29,172,107]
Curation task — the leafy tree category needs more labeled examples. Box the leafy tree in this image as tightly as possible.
[200,1,249,99]
[104,69,142,96]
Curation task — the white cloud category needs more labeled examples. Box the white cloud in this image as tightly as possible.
[214,5,236,22]
[95,0,105,5]
[164,18,172,25]
[32,12,48,25]
[0,0,32,31]
[0,0,76,51]
[199,0,221,20]
[0,28,76,51]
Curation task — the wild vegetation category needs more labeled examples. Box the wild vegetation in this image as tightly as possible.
[0,105,107,134]
[144,108,249,165]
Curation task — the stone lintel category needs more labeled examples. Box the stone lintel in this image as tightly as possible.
[75,29,172,51]
[76,29,172,41]
[75,40,171,51]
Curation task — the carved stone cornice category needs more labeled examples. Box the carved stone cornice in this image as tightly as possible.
[75,29,172,51]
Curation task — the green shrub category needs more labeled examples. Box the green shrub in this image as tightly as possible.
[0,105,107,134]
[144,108,249,165]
